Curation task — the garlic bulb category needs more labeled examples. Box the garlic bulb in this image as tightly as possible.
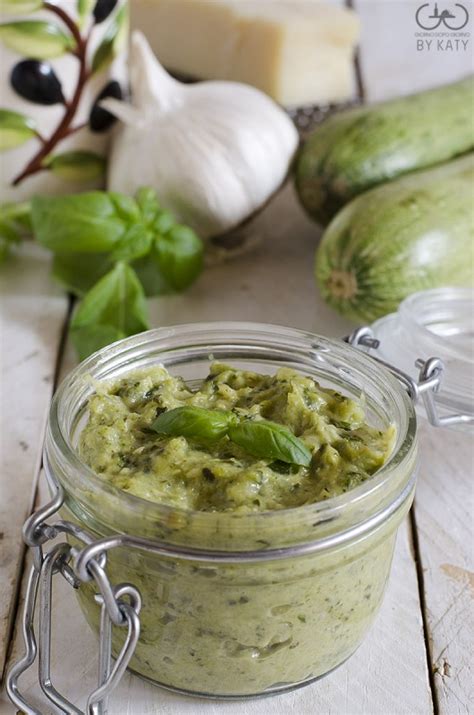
[103,32,299,239]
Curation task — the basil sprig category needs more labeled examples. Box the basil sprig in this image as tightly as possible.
[152,406,312,467]
[11,186,204,359]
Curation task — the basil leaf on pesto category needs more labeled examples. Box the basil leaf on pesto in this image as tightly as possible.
[228,420,312,467]
[152,406,237,443]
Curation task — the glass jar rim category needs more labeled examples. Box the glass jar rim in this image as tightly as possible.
[46,322,417,551]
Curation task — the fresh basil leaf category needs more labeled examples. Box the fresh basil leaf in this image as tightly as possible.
[0,21,75,59]
[52,251,112,296]
[31,193,126,253]
[131,253,171,296]
[228,420,312,467]
[153,210,175,235]
[110,224,153,262]
[152,406,237,443]
[108,192,141,224]
[71,262,149,360]
[45,150,106,181]
[154,224,203,291]
[0,109,36,151]
[72,323,125,361]
[135,186,160,224]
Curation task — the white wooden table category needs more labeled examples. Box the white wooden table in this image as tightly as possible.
[1,2,472,713]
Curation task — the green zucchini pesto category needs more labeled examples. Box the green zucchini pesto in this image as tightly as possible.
[74,362,404,696]
[79,362,395,511]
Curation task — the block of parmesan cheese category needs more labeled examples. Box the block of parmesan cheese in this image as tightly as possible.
[131,0,360,106]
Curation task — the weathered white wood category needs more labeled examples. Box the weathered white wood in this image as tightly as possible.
[414,422,474,714]
[354,0,471,102]
[0,244,69,680]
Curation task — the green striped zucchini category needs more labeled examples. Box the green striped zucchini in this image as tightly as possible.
[296,76,474,225]
[315,154,474,323]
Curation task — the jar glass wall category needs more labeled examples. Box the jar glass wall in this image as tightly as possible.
[44,323,418,697]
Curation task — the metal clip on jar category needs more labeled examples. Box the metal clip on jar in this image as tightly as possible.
[6,292,473,714]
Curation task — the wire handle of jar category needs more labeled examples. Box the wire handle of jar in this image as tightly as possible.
[344,326,473,428]
[5,477,142,715]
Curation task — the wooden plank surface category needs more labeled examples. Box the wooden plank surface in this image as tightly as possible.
[414,423,474,714]
[0,244,69,681]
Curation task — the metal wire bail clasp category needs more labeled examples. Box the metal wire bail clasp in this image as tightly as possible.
[6,477,142,715]
[345,327,473,428]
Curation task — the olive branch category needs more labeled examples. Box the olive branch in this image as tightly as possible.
[0,0,127,187]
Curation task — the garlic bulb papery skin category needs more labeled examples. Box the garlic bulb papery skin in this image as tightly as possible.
[103,32,299,239]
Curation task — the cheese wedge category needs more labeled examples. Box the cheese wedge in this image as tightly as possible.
[131,0,360,106]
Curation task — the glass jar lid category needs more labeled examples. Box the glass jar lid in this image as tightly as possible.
[371,287,474,429]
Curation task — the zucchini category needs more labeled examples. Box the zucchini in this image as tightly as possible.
[296,76,474,225]
[315,155,474,323]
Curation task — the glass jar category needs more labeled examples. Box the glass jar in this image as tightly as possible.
[44,323,417,699]
[372,287,474,427]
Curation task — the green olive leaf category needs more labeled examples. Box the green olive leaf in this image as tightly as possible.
[45,150,106,181]
[77,0,96,27]
[52,251,112,296]
[71,262,149,360]
[0,108,36,151]
[228,420,312,467]
[110,223,153,262]
[0,21,75,59]
[153,224,203,292]
[91,4,128,73]
[0,0,43,13]
[152,407,237,444]
[31,192,127,253]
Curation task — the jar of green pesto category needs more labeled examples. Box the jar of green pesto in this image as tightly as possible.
[52,324,419,697]
[8,323,420,712]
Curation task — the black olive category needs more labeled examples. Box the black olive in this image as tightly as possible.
[11,60,64,105]
[93,0,118,23]
[89,80,123,132]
